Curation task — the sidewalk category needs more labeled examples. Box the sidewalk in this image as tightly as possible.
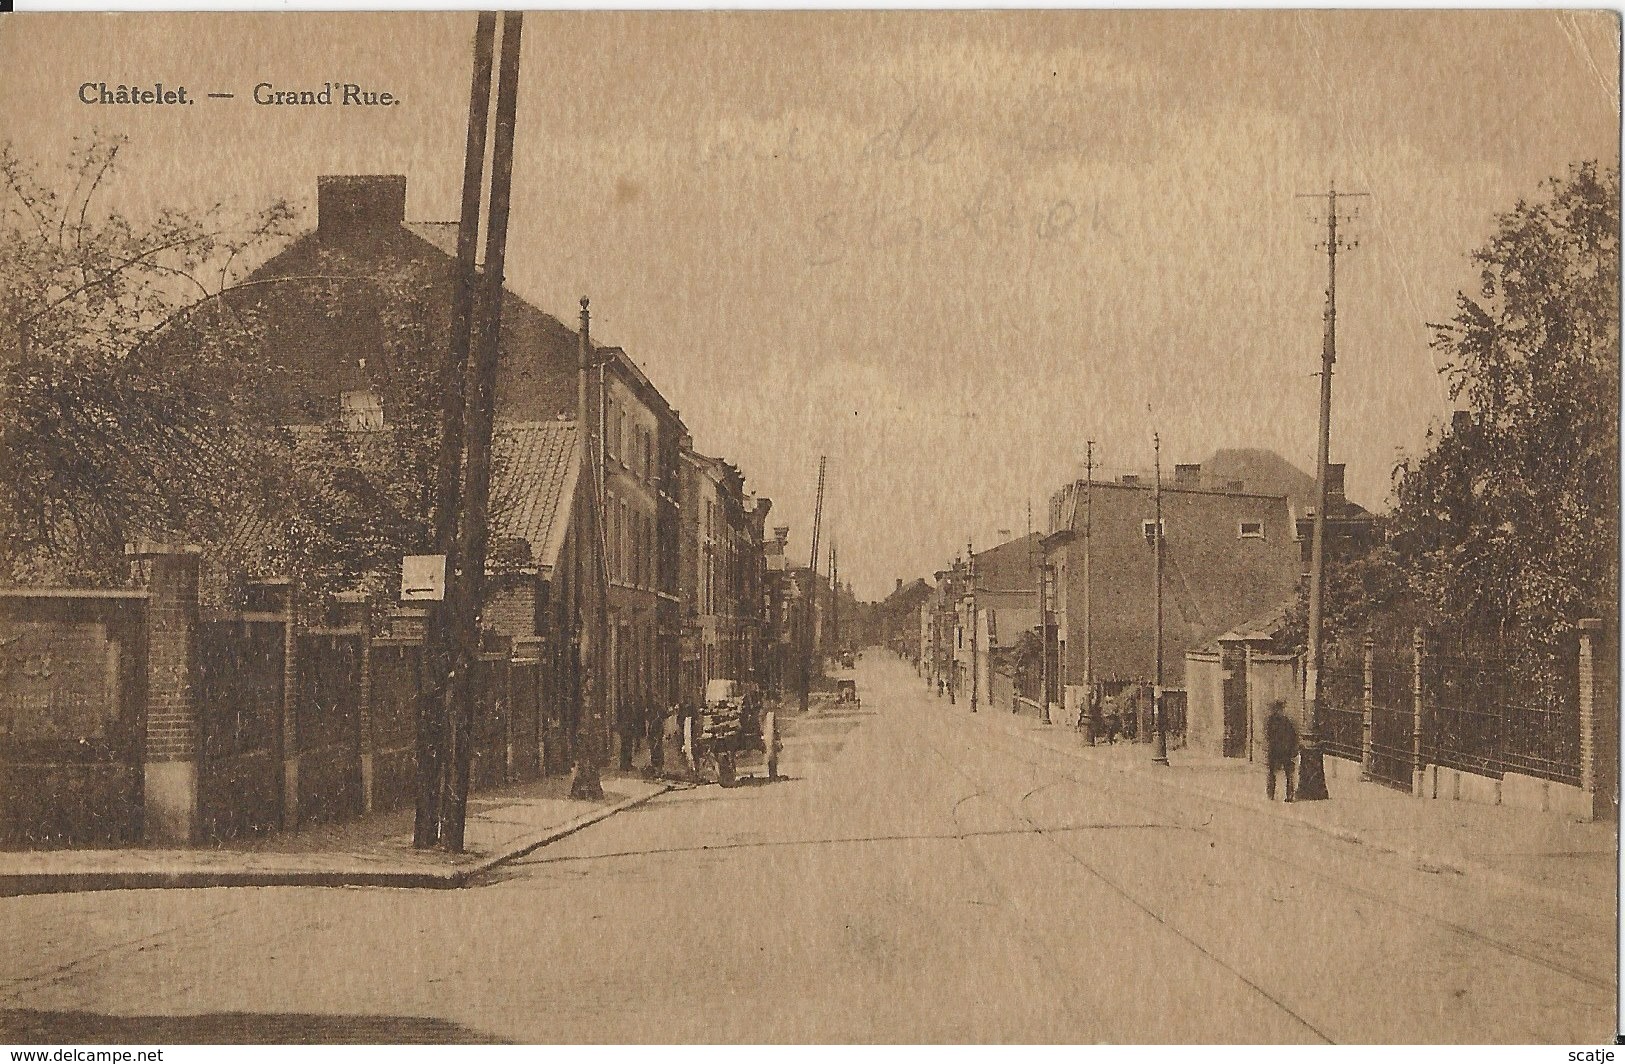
[974,708,1617,911]
[0,773,671,898]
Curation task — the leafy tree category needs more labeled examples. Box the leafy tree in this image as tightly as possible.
[0,135,296,584]
[223,249,522,614]
[1392,161,1619,651]
[1010,626,1043,702]
[1282,534,1416,652]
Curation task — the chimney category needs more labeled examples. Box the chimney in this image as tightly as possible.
[1326,463,1346,503]
[1451,409,1474,435]
[896,578,904,594]
[317,175,407,236]
[1174,463,1201,488]
[774,526,790,546]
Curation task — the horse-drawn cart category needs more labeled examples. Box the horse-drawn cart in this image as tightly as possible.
[696,679,780,786]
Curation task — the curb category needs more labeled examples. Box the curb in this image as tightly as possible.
[0,784,671,899]
[987,720,1610,915]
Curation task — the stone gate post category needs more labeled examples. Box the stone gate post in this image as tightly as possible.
[127,542,202,845]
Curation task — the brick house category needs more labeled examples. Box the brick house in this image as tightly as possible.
[677,449,773,708]
[961,534,1043,709]
[192,173,690,766]
[1041,459,1304,721]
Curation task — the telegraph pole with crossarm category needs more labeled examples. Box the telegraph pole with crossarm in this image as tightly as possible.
[1294,181,1368,802]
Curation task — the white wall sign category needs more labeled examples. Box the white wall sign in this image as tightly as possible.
[401,555,447,602]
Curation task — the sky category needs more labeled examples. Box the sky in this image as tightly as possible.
[1,10,1618,600]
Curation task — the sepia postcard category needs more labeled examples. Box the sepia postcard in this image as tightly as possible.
[0,6,1619,1050]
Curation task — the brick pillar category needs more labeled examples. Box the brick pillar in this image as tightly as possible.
[128,542,202,845]
[1361,637,1375,781]
[335,591,374,813]
[1578,618,1616,821]
[281,587,300,831]
[1411,628,1426,797]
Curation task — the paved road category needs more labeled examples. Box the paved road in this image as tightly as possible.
[2,655,1614,1043]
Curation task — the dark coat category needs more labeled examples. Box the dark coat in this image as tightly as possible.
[1265,710,1298,761]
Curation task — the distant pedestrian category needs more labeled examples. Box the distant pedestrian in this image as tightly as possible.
[1265,700,1298,802]
[618,702,641,772]
[644,702,670,776]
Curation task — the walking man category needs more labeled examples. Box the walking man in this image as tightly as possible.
[1265,700,1298,801]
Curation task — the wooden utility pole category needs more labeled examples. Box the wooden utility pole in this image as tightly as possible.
[416,11,495,849]
[968,537,977,713]
[1029,500,1050,724]
[570,297,606,801]
[1295,181,1367,802]
[799,456,826,713]
[828,539,839,657]
[442,10,524,853]
[1083,440,1095,741]
[1151,432,1168,765]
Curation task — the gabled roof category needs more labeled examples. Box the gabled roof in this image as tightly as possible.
[1204,448,1373,519]
[1203,595,1300,650]
[215,419,579,579]
[402,221,680,429]
[972,533,1042,593]
[1203,449,1317,506]
[492,420,579,570]
[401,221,460,257]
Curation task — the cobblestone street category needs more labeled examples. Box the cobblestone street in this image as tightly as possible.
[1,655,1613,1043]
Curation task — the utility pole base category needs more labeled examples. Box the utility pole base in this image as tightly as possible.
[569,761,605,801]
[1296,742,1331,801]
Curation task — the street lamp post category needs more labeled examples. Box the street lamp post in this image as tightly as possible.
[1151,431,1169,765]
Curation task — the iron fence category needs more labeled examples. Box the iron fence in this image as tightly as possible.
[1319,644,1364,763]
[1315,630,1583,790]
[1368,645,1413,791]
[1424,640,1580,787]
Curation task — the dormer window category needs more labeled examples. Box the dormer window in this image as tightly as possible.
[340,389,384,431]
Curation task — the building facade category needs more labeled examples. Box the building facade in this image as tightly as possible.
[203,173,696,770]
[595,346,686,764]
[677,449,774,708]
[1043,459,1304,723]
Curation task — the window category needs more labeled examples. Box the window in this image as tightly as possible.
[1141,518,1164,544]
[605,400,618,459]
[1238,520,1265,540]
[340,389,384,431]
[621,500,630,581]
[640,513,649,588]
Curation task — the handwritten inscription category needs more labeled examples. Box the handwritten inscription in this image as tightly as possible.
[691,105,1112,265]
[807,186,1113,267]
